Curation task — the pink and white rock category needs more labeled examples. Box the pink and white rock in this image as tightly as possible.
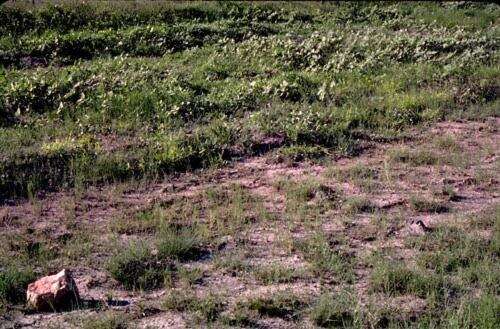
[26,269,80,311]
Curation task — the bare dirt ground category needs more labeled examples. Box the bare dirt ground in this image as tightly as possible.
[1,118,498,328]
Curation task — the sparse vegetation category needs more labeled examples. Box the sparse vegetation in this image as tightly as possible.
[80,313,130,329]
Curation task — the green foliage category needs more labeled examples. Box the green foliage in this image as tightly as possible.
[253,263,299,285]
[239,292,306,320]
[370,261,458,299]
[81,313,129,329]
[310,291,358,328]
[163,291,224,322]
[156,225,204,261]
[295,233,354,282]
[0,1,498,201]
[106,242,170,291]
[0,266,35,305]
[409,196,449,213]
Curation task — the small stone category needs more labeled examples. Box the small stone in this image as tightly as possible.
[27,269,80,312]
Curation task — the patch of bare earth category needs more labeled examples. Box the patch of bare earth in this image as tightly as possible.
[1,118,498,328]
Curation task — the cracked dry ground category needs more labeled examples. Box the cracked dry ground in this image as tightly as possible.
[1,118,498,328]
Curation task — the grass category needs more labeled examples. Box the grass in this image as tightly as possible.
[107,222,208,290]
[0,2,498,200]
[80,313,130,329]
[388,147,440,166]
[237,291,306,320]
[253,262,301,285]
[213,251,251,275]
[272,145,327,163]
[0,265,35,305]
[445,294,500,329]
[330,163,380,192]
[177,266,204,287]
[295,233,355,283]
[156,224,205,261]
[0,1,498,327]
[343,196,376,214]
[371,263,455,298]
[409,196,449,213]
[275,178,340,219]
[368,218,499,327]
[106,242,171,291]
[310,291,359,328]
[163,290,224,323]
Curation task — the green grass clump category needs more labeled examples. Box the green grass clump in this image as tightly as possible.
[310,291,358,328]
[0,266,35,305]
[156,225,204,261]
[80,313,129,329]
[343,196,376,214]
[273,145,327,163]
[253,262,299,285]
[333,163,378,182]
[388,147,440,166]
[444,294,500,329]
[295,233,354,283]
[410,225,499,290]
[106,242,170,291]
[370,261,456,299]
[239,292,306,320]
[409,196,449,213]
[163,291,224,323]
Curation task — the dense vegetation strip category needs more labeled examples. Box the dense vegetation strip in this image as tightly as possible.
[0,1,498,200]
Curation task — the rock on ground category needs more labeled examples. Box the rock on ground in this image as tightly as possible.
[27,269,80,312]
